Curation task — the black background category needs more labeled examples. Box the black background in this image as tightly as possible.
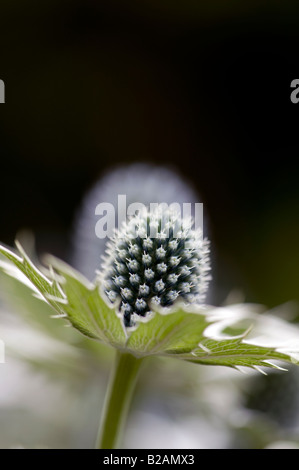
[0,1,299,308]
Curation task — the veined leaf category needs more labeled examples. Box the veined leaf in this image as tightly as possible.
[1,242,299,372]
[126,304,299,371]
[0,243,127,347]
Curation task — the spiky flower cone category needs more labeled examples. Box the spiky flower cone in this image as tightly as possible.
[100,207,211,327]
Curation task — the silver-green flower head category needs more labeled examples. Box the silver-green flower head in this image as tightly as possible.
[100,207,211,327]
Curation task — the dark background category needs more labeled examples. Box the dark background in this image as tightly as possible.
[0,0,299,309]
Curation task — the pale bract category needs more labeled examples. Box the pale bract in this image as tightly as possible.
[1,241,299,372]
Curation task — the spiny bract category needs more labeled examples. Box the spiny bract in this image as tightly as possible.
[99,207,211,327]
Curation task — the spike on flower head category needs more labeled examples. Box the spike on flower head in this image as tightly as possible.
[99,207,211,327]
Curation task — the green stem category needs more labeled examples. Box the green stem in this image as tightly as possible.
[96,350,143,449]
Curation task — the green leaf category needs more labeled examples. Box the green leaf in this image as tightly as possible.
[0,243,127,348]
[0,242,66,316]
[1,242,299,373]
[126,307,208,355]
[126,305,299,372]
[45,256,127,348]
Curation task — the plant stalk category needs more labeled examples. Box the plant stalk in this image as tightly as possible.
[96,350,143,449]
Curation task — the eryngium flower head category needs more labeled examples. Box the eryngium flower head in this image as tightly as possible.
[99,207,211,327]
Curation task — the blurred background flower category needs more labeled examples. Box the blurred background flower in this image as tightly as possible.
[0,0,299,449]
